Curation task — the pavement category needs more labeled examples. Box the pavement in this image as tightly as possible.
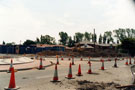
[0,57,54,72]
[0,57,34,65]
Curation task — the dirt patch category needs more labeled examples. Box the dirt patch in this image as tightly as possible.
[76,80,120,90]
[57,80,135,90]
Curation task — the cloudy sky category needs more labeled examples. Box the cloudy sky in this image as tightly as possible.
[0,0,135,44]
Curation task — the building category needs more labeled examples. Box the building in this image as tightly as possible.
[75,41,117,51]
[0,44,65,54]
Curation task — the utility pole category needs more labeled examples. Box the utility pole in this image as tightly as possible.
[94,29,95,52]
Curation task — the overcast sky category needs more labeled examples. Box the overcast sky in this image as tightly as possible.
[0,0,135,44]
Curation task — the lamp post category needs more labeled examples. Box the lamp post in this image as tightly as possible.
[94,29,95,52]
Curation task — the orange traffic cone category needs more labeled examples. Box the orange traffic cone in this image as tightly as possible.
[66,63,75,79]
[61,56,64,61]
[9,59,13,72]
[88,57,91,64]
[129,57,132,65]
[5,67,20,90]
[125,58,128,65]
[39,58,44,70]
[101,59,104,70]
[76,64,83,76]
[80,57,83,61]
[51,64,60,82]
[113,58,118,68]
[72,56,75,65]
[108,58,111,61]
[56,55,59,65]
[87,63,92,74]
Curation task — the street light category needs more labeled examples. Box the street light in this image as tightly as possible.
[93,28,96,52]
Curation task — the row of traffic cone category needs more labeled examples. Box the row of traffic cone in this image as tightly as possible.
[5,57,98,89]
[52,62,92,82]
[56,56,75,65]
[125,57,135,65]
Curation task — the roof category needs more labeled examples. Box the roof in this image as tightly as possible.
[33,44,65,48]
[80,45,94,49]
[65,47,73,49]
[76,41,118,47]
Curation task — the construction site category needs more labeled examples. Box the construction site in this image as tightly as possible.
[1,0,135,90]
[0,52,135,90]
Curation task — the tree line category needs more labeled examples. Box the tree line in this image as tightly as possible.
[22,28,135,47]
[2,28,135,47]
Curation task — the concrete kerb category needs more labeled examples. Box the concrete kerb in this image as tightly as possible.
[0,61,34,65]
[0,62,55,72]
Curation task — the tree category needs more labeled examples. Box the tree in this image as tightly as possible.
[2,41,5,45]
[98,34,102,44]
[23,40,36,46]
[113,28,135,43]
[120,38,135,56]
[67,36,75,47]
[126,28,135,38]
[59,32,68,45]
[40,35,56,44]
[6,42,15,45]
[92,33,97,43]
[103,34,107,44]
[74,32,84,43]
[104,31,113,44]
[117,40,120,44]
[84,32,92,41]
[113,28,127,42]
[36,38,40,44]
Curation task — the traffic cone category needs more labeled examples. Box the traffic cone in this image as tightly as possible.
[9,59,13,72]
[61,56,64,60]
[39,58,44,70]
[5,67,20,90]
[76,64,83,76]
[66,63,75,79]
[108,58,111,61]
[87,63,92,74]
[72,56,75,65]
[88,56,91,64]
[56,56,59,65]
[51,64,60,82]
[125,58,128,65]
[101,59,104,70]
[80,57,83,61]
[113,58,118,68]
[129,57,132,65]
